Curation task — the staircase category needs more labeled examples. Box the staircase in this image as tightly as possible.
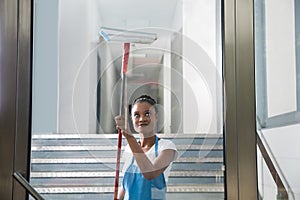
[30,133,224,200]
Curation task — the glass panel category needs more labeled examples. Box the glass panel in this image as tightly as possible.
[255,0,300,199]
[31,0,224,199]
[264,0,297,118]
[257,149,279,200]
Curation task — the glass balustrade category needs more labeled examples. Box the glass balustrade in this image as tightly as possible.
[255,0,300,199]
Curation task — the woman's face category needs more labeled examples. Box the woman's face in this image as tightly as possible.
[131,102,157,137]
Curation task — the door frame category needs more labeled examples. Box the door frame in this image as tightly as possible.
[0,0,33,199]
[223,0,258,199]
[0,0,258,199]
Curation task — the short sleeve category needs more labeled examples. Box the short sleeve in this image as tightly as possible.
[158,139,178,161]
[121,144,133,174]
[157,139,178,182]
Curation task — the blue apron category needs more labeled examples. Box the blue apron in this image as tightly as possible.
[123,136,166,200]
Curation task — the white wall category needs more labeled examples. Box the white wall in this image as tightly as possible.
[32,0,59,134]
[58,0,98,133]
[162,48,171,134]
[98,43,118,133]
[265,0,297,117]
[261,124,300,199]
[32,0,102,134]
[182,0,222,134]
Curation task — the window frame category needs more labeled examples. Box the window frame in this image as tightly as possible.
[255,0,300,129]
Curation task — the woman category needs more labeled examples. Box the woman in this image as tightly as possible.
[115,95,178,200]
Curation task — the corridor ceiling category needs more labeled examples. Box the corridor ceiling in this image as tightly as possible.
[96,0,182,80]
[96,0,181,29]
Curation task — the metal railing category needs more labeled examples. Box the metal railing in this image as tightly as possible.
[257,130,295,200]
[13,172,45,200]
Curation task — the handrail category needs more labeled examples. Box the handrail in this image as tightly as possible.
[13,172,45,200]
[256,132,291,199]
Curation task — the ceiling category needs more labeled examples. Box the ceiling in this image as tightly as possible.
[96,0,181,30]
[96,0,182,81]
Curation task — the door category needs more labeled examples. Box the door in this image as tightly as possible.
[0,0,259,199]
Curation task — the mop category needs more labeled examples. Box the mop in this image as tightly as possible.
[99,27,157,200]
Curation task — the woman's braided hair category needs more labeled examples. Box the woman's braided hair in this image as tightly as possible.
[131,95,158,113]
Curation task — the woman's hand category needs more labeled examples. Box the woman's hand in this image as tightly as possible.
[114,115,132,137]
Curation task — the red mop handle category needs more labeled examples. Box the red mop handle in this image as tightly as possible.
[114,129,122,200]
[122,43,130,74]
[114,43,130,200]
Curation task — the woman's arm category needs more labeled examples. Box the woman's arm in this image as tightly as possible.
[115,115,176,180]
[125,134,176,180]
[118,187,125,200]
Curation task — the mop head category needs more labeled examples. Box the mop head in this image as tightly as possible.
[99,27,157,44]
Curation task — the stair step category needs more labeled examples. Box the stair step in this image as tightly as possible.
[31,144,223,151]
[35,192,224,200]
[30,171,224,187]
[31,134,223,146]
[31,151,222,159]
[31,157,223,164]
[32,162,223,172]
[32,133,223,139]
[31,177,224,187]
[32,139,223,146]
[30,171,224,178]
[33,184,224,194]
[30,133,224,198]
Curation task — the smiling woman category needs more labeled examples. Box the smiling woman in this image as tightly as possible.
[115,95,178,200]
[126,96,156,138]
